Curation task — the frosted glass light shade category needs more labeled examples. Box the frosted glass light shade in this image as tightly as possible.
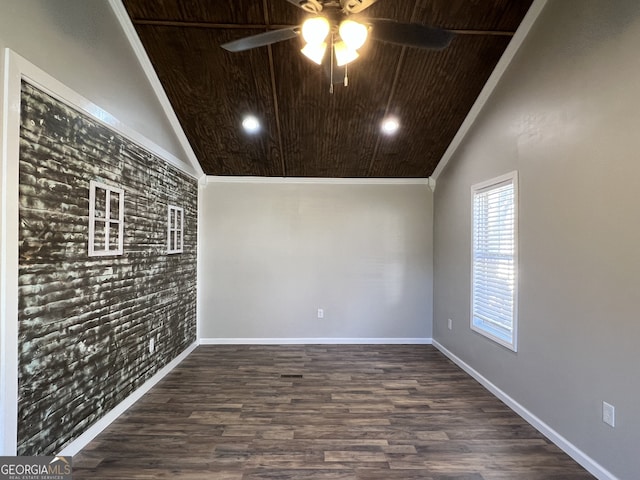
[334,41,359,66]
[301,42,327,64]
[302,17,330,44]
[339,20,368,50]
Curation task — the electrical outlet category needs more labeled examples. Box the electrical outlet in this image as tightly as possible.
[603,401,615,427]
[447,318,453,330]
[317,308,324,319]
[149,337,155,354]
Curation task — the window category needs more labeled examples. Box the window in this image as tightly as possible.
[471,171,518,351]
[167,205,184,254]
[88,181,124,256]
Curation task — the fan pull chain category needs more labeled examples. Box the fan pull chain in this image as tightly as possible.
[344,63,349,87]
[330,32,335,94]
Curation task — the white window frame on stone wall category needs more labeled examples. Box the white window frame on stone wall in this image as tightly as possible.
[88,180,124,256]
[470,171,518,352]
[167,205,184,254]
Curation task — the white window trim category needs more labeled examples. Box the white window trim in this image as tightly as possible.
[167,205,184,254]
[88,180,124,256]
[470,171,518,352]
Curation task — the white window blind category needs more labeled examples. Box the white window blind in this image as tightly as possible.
[471,172,517,350]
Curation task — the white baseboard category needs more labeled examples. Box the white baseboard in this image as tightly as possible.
[200,337,432,345]
[58,341,198,457]
[432,340,618,480]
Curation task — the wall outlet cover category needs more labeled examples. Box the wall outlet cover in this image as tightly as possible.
[603,401,615,427]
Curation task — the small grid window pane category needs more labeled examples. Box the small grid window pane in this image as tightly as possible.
[108,224,121,250]
[93,222,106,251]
[94,187,106,219]
[109,191,120,220]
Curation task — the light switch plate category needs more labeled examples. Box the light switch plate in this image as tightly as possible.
[603,401,615,427]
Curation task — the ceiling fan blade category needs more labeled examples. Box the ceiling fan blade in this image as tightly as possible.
[221,27,299,52]
[369,19,453,50]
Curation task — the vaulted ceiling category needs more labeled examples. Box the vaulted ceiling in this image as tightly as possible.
[122,0,534,178]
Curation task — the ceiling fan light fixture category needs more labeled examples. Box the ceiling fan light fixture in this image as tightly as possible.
[339,20,368,50]
[334,41,359,66]
[301,16,330,44]
[301,41,327,65]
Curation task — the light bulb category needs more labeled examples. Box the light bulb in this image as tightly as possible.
[242,115,260,133]
[301,17,330,44]
[339,20,368,50]
[381,117,400,135]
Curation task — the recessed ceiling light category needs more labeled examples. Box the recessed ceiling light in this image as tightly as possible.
[242,115,260,133]
[381,117,400,135]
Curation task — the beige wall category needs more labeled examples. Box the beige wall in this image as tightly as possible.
[199,181,433,341]
[433,1,640,478]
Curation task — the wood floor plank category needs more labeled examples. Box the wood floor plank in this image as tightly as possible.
[72,345,595,479]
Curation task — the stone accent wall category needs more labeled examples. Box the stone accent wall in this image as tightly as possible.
[17,81,198,455]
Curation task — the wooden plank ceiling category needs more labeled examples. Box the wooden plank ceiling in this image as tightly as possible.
[122,0,534,178]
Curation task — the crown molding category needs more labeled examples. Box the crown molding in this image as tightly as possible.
[206,176,431,185]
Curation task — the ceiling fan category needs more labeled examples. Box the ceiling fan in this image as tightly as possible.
[221,0,453,88]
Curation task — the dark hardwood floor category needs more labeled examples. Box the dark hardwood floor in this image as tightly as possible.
[73,345,594,479]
